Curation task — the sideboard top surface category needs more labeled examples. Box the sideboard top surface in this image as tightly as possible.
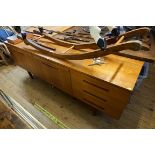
[8,26,144,91]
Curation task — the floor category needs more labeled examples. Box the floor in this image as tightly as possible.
[0,99,30,129]
[0,62,155,128]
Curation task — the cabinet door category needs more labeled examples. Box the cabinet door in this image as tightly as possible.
[41,61,72,95]
[25,55,46,81]
[11,50,27,70]
[58,65,72,95]
[41,61,60,87]
[11,49,72,95]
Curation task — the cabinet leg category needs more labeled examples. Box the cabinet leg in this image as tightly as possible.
[92,109,98,116]
[50,84,55,88]
[27,71,34,79]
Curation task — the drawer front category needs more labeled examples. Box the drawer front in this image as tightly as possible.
[71,70,130,118]
[82,74,130,102]
[82,91,123,119]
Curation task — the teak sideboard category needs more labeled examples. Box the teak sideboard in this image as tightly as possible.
[6,26,144,119]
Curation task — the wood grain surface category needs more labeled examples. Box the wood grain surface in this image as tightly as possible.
[5,26,146,119]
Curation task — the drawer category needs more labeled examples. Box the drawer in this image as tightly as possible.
[82,87,126,111]
[82,74,130,101]
[82,91,122,119]
[71,70,130,100]
[71,70,130,118]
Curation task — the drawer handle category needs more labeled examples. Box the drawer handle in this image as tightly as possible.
[83,90,107,102]
[83,98,105,110]
[14,51,24,55]
[83,80,109,92]
[42,62,57,70]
